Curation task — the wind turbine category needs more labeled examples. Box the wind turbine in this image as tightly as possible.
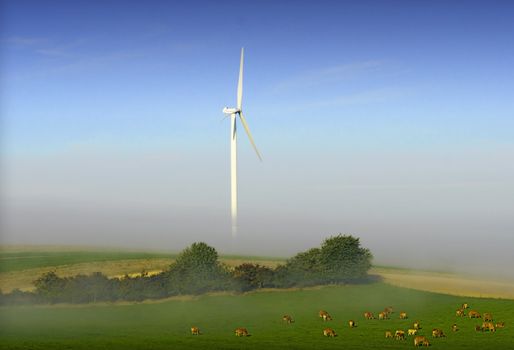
[222,48,262,238]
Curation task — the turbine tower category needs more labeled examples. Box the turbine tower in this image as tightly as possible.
[222,48,262,238]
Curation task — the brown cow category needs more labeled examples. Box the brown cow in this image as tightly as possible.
[456,309,464,317]
[348,320,356,328]
[482,322,496,332]
[496,322,505,328]
[235,327,249,337]
[432,328,445,338]
[413,321,421,330]
[385,306,394,314]
[469,310,481,319]
[484,313,493,322]
[399,311,408,319]
[385,330,393,338]
[378,311,389,320]
[462,303,469,309]
[191,326,200,335]
[323,328,337,337]
[282,315,294,324]
[364,311,375,320]
[319,310,332,321]
[395,330,406,340]
[414,335,430,347]
[451,324,458,332]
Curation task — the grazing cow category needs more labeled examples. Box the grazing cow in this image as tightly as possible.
[364,311,375,320]
[385,331,393,338]
[462,303,469,309]
[395,330,406,340]
[469,310,481,319]
[456,309,464,317]
[475,325,483,332]
[383,307,393,317]
[432,328,445,338]
[323,328,337,337]
[451,324,459,332]
[495,322,505,329]
[399,311,408,319]
[408,329,418,336]
[348,320,356,328]
[319,310,332,321]
[282,315,294,324]
[414,335,430,347]
[191,326,200,335]
[482,322,496,332]
[235,328,249,337]
[378,312,388,320]
[413,321,421,330]
[484,313,493,322]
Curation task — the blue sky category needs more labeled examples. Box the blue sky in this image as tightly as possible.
[2,0,513,154]
[1,1,514,274]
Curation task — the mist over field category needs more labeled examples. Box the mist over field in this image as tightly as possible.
[2,147,513,279]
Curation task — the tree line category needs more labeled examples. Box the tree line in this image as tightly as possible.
[0,234,373,305]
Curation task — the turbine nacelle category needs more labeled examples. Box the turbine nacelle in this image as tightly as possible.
[223,107,240,114]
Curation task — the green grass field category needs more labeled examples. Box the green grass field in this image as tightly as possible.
[0,249,174,273]
[1,283,513,349]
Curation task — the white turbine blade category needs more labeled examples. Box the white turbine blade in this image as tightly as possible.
[237,47,244,110]
[239,112,262,161]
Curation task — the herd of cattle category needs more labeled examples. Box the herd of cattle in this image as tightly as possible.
[189,302,505,346]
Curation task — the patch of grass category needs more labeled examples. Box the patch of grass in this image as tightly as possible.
[0,283,512,349]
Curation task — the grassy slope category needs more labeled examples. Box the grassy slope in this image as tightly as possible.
[1,283,512,350]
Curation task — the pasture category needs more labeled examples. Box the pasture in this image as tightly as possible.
[1,283,513,349]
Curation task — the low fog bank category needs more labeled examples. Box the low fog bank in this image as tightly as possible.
[2,148,513,280]
[2,197,513,281]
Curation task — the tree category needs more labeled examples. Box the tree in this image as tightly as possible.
[168,242,231,294]
[279,248,324,287]
[171,242,219,272]
[33,271,67,303]
[319,234,372,282]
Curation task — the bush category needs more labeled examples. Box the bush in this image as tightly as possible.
[275,234,372,287]
[233,263,275,291]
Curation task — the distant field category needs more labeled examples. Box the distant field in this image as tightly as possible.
[1,283,513,349]
[372,267,514,300]
[0,247,174,273]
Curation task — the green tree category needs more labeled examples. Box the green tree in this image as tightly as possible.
[319,234,372,282]
[172,242,219,271]
[279,248,324,286]
[168,242,231,294]
[33,271,67,303]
